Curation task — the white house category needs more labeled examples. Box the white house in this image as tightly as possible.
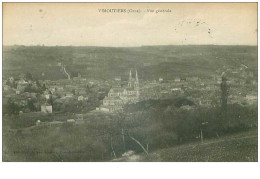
[78,96,84,101]
[67,119,75,123]
[41,105,52,113]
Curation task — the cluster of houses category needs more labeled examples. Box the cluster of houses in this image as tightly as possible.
[138,65,257,107]
[3,74,93,115]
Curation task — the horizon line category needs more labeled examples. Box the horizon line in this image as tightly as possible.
[3,44,258,48]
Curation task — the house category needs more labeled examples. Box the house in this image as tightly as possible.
[98,104,123,112]
[252,80,257,85]
[171,88,182,92]
[56,86,64,92]
[174,77,181,82]
[67,119,75,123]
[246,95,257,101]
[78,89,87,96]
[180,105,195,111]
[114,77,121,81]
[17,79,28,85]
[78,96,84,101]
[65,92,73,98]
[41,105,52,113]
[48,121,63,126]
[160,90,169,94]
[3,85,11,91]
[16,83,27,93]
[45,94,50,100]
[97,106,110,112]
[217,77,222,84]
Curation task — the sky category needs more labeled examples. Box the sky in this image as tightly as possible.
[3,3,257,47]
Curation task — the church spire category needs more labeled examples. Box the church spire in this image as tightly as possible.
[135,69,139,82]
[129,70,132,81]
[134,69,139,89]
[128,69,132,87]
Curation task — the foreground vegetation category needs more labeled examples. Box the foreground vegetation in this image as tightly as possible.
[3,98,257,162]
[155,129,257,162]
[114,129,257,162]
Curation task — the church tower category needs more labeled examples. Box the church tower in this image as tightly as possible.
[134,69,140,100]
[128,70,132,87]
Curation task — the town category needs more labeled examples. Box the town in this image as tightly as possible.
[2,45,258,162]
[3,61,257,126]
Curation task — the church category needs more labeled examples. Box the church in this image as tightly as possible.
[97,69,140,112]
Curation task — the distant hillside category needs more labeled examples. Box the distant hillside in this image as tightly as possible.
[3,45,257,81]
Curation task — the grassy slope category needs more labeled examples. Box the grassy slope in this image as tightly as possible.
[114,129,258,162]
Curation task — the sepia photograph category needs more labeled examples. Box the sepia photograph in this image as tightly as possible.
[1,2,258,162]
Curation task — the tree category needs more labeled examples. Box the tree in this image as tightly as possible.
[47,95,54,106]
[6,99,20,115]
[25,72,33,81]
[36,80,41,88]
[42,84,47,91]
[27,98,36,112]
[72,89,76,95]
